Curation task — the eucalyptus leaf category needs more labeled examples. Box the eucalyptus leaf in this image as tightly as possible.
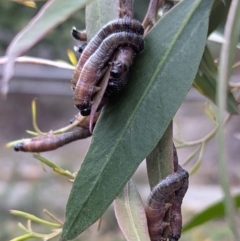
[183,194,240,232]
[194,46,239,114]
[61,0,214,240]
[85,0,119,39]
[193,73,239,114]
[114,180,151,241]
[1,0,89,95]
[208,0,231,35]
[146,122,173,190]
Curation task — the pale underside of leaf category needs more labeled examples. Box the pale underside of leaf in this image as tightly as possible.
[114,180,151,241]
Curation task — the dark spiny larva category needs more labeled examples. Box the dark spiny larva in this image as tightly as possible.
[14,128,91,152]
[74,32,144,114]
[71,18,144,89]
[146,166,189,241]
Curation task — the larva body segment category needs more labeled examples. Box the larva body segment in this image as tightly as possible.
[74,32,144,113]
[14,128,91,152]
[71,18,144,88]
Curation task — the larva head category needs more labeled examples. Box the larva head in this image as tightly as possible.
[80,107,91,116]
[75,102,91,116]
[14,143,25,152]
[110,60,128,78]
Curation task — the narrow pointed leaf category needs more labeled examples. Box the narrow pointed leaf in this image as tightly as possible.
[183,194,240,232]
[114,180,151,241]
[193,73,239,114]
[62,0,214,240]
[208,0,231,35]
[85,0,119,40]
[1,0,88,95]
[194,46,239,114]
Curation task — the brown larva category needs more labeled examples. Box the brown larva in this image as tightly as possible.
[14,128,91,152]
[146,165,188,241]
[80,46,135,117]
[71,27,87,42]
[74,31,144,115]
[71,18,144,89]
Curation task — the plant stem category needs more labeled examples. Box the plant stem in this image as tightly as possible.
[146,121,173,189]
[217,0,240,239]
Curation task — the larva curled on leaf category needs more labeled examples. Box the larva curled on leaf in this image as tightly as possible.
[71,18,144,89]
[80,46,135,116]
[74,31,144,115]
[14,128,91,152]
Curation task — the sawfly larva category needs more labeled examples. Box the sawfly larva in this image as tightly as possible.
[146,145,189,241]
[146,165,188,241]
[71,18,144,89]
[14,128,91,152]
[74,31,144,115]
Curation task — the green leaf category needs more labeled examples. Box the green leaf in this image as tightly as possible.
[146,122,173,190]
[85,0,119,39]
[183,194,240,232]
[1,0,89,95]
[114,180,151,241]
[194,46,239,114]
[61,0,214,240]
[208,0,232,35]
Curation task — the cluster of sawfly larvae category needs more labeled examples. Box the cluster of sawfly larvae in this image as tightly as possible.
[13,17,189,241]
[71,18,145,116]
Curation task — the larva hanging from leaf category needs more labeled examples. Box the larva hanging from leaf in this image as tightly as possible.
[74,31,144,115]
[71,18,144,89]
[14,128,91,152]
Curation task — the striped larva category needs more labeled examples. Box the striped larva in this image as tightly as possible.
[79,46,135,116]
[146,166,188,241]
[14,128,91,152]
[146,145,189,241]
[71,18,144,89]
[74,31,144,115]
[169,168,189,241]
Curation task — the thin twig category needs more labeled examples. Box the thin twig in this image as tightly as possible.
[142,0,163,31]
[119,0,134,18]
[217,0,240,239]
